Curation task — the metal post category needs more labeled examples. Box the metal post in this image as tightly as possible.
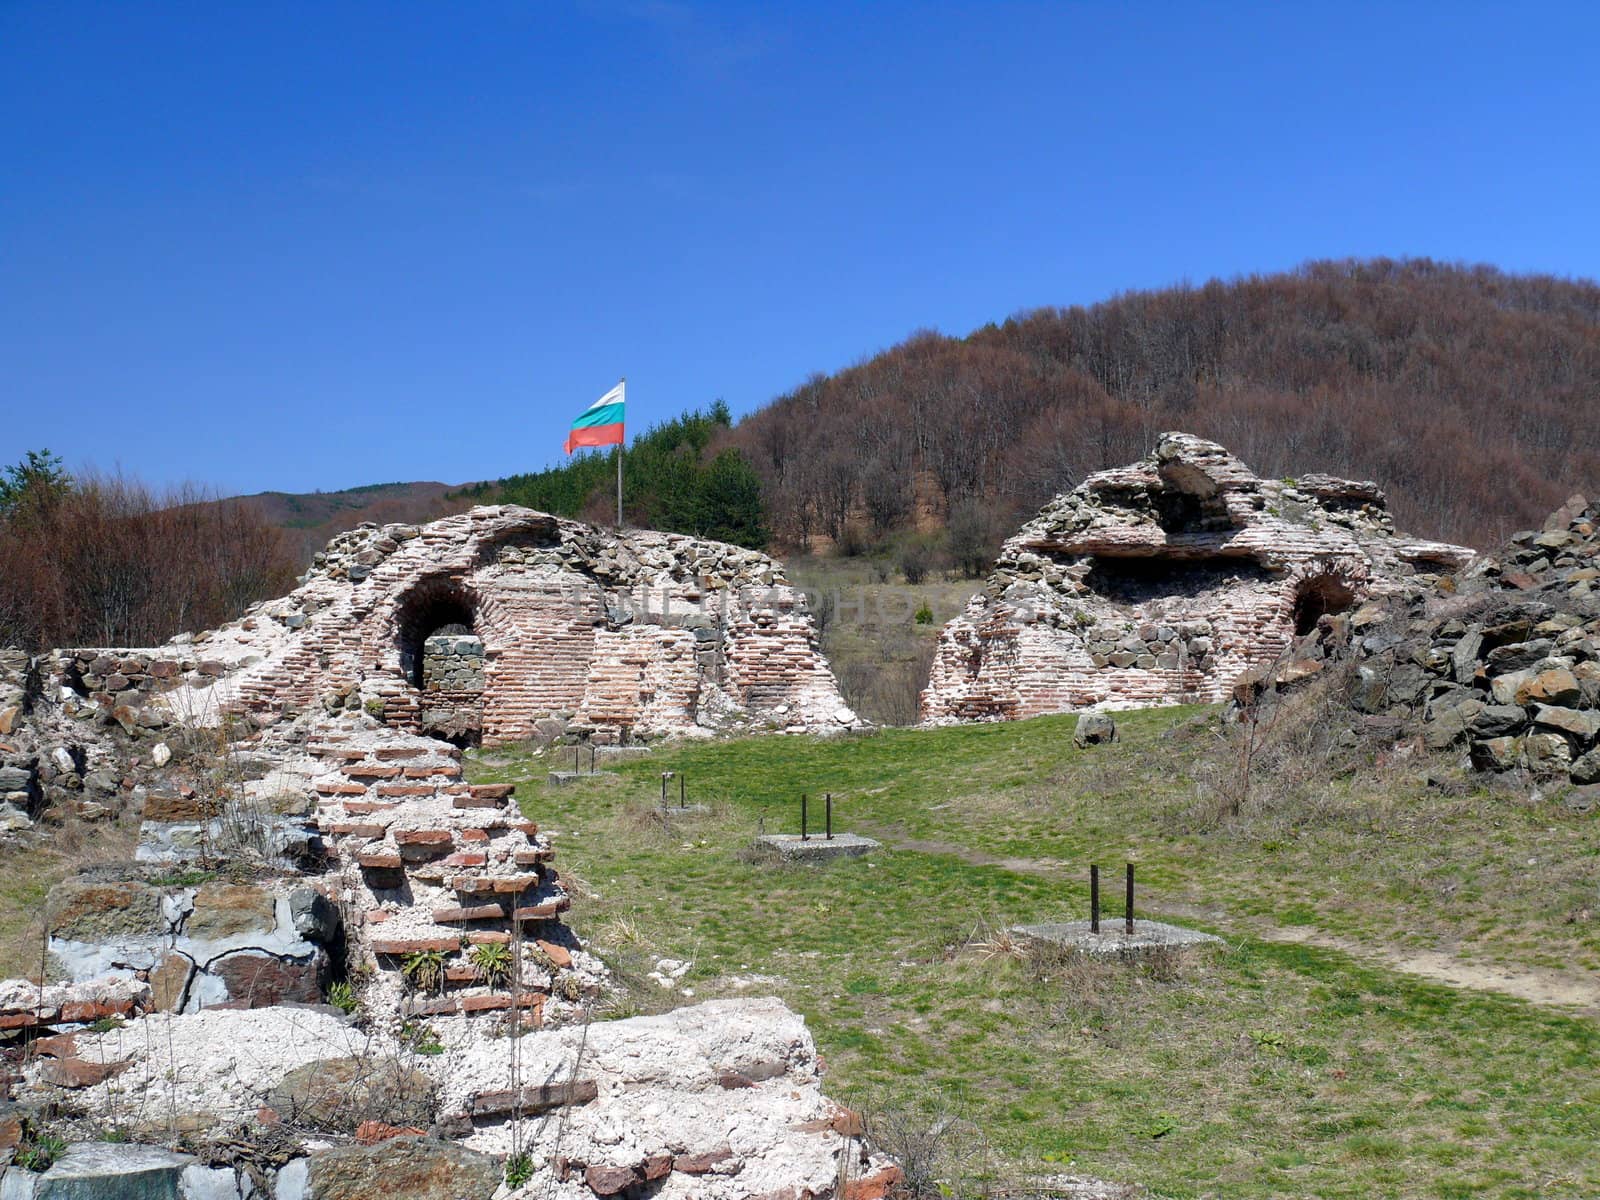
[1090,864,1100,933]
[825,794,833,840]
[679,773,686,809]
[660,773,668,812]
[589,745,595,775]
[1125,863,1135,935]
[615,384,625,528]
[800,794,808,841]
[574,746,579,775]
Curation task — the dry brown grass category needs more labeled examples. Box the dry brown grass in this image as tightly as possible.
[960,918,1032,964]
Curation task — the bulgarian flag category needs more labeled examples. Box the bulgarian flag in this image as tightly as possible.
[564,380,626,454]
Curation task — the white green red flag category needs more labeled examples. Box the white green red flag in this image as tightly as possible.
[564,381,625,454]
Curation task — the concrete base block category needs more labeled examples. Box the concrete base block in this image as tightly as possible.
[755,833,881,862]
[1009,918,1221,957]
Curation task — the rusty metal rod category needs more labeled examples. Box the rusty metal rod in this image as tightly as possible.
[1091,864,1100,933]
[825,793,832,840]
[801,793,809,841]
[1125,863,1135,935]
[680,773,686,809]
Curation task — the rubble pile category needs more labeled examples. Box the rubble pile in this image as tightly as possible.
[1269,494,1600,786]
[3,1001,898,1200]
[304,716,606,1032]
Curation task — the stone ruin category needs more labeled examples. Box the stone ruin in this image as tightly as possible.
[921,433,1476,723]
[0,507,897,1199]
[198,503,858,745]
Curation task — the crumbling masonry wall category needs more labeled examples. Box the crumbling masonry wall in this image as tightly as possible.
[921,433,1476,723]
[149,506,857,745]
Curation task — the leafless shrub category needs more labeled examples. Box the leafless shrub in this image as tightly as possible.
[1163,660,1390,836]
[855,1092,995,1200]
[835,633,938,727]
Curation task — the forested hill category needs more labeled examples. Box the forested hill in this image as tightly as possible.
[731,258,1600,551]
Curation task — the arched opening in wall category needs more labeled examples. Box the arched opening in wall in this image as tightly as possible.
[394,577,486,746]
[396,579,477,688]
[1291,573,1357,637]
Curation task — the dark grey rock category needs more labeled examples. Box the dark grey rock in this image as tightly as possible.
[1562,783,1600,811]
[1450,625,1484,684]
[1386,662,1432,704]
[1470,736,1523,772]
[1532,705,1600,746]
[1424,698,1483,749]
[1570,749,1600,786]
[1524,732,1573,774]
[288,887,341,945]
[1486,640,1555,674]
[82,770,120,795]
[1350,666,1389,714]
[1471,705,1530,739]
[305,1136,498,1200]
[1359,626,1406,655]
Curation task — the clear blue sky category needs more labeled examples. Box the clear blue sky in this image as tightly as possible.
[4,1,1597,495]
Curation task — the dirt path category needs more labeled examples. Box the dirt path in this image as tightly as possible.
[865,825,1600,1015]
[1256,925,1600,1013]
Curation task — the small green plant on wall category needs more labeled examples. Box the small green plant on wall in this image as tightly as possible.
[505,1153,534,1187]
[402,948,446,993]
[327,980,358,1014]
[470,941,513,988]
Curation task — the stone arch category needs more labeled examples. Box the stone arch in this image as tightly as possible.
[394,576,479,689]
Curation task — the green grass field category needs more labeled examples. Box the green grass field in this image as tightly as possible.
[470,708,1600,1199]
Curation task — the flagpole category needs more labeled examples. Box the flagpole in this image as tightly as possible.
[615,377,625,529]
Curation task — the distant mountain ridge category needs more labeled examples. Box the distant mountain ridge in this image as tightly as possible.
[233,481,472,564]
